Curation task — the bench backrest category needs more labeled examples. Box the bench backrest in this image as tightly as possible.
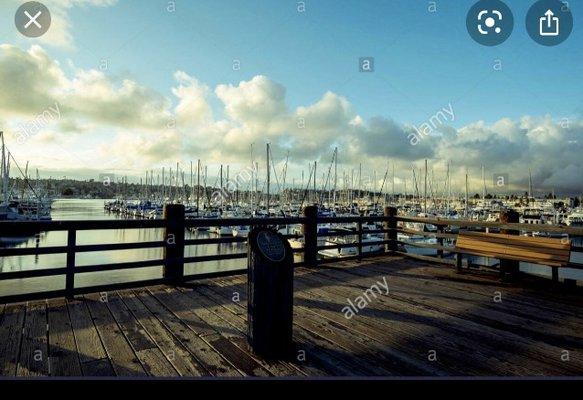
[455,231,571,267]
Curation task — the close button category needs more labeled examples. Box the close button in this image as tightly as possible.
[15,1,51,38]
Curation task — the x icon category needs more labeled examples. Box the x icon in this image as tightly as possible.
[24,10,42,29]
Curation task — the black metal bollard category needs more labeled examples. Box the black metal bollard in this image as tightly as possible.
[247,227,294,359]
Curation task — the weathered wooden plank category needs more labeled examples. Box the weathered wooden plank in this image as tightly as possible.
[67,299,108,363]
[135,288,242,377]
[289,320,375,376]
[456,233,570,267]
[2,253,582,378]
[106,293,158,352]
[106,292,178,377]
[286,272,519,375]
[309,264,583,375]
[0,304,25,376]
[204,265,577,380]
[197,281,330,375]
[293,308,408,375]
[192,285,319,375]
[84,294,146,377]
[120,291,207,377]
[181,284,308,377]
[206,280,424,376]
[201,279,342,376]
[135,347,179,377]
[314,295,504,374]
[217,276,448,376]
[200,280,421,376]
[47,299,82,376]
[67,298,114,376]
[377,259,582,318]
[149,286,271,377]
[80,358,114,377]
[192,283,328,376]
[460,249,569,264]
[394,262,583,323]
[457,240,571,257]
[356,262,583,353]
[17,301,49,377]
[458,231,571,249]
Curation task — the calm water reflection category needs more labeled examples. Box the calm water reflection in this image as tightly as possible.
[0,199,248,297]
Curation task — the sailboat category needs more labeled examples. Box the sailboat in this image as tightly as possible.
[0,131,51,226]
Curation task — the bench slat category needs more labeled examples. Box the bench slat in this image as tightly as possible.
[456,239,571,258]
[455,232,571,267]
[457,231,570,249]
[457,250,565,267]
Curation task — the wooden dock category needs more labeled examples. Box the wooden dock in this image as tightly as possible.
[1,255,582,377]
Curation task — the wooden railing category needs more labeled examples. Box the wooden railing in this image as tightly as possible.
[0,207,305,304]
[0,204,582,303]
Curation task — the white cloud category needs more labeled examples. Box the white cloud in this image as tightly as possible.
[173,71,213,128]
[0,44,581,194]
[216,75,287,127]
[0,44,171,131]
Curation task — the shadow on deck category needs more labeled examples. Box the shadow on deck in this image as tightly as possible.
[1,255,582,377]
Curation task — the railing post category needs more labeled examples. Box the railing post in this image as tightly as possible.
[500,210,520,282]
[163,204,185,283]
[357,220,363,261]
[437,225,444,259]
[66,229,76,299]
[384,206,398,253]
[303,206,318,267]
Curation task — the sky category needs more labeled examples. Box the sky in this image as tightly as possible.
[0,0,582,195]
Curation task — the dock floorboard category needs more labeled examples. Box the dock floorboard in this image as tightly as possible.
[1,255,582,377]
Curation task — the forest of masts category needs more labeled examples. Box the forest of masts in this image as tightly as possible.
[107,144,552,215]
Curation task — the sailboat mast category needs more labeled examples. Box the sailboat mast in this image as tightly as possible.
[190,161,193,202]
[445,161,451,215]
[482,164,486,199]
[424,159,428,213]
[196,159,200,215]
[391,163,395,204]
[358,163,362,202]
[313,161,317,204]
[333,147,338,206]
[219,164,223,208]
[266,143,270,213]
[465,170,469,218]
[528,168,533,201]
[1,131,7,204]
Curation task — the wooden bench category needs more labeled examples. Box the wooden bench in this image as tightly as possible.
[455,231,571,280]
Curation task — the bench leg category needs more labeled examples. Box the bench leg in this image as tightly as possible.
[552,267,559,283]
[500,259,520,282]
[564,279,577,290]
[456,253,463,273]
